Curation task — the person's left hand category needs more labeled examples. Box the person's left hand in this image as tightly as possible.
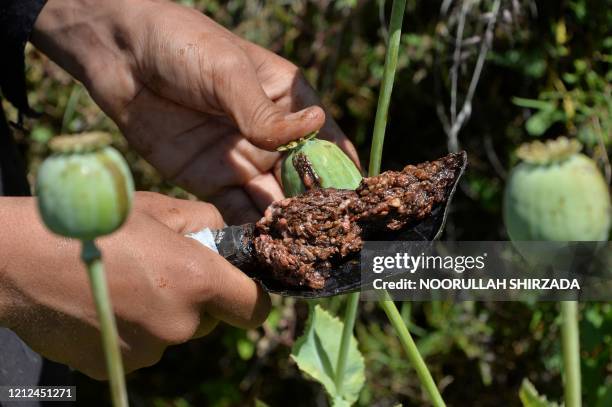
[32,0,359,224]
[0,192,271,378]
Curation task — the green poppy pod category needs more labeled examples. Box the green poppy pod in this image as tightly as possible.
[503,137,611,242]
[36,132,134,240]
[280,133,363,197]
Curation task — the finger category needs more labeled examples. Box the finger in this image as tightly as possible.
[273,159,283,186]
[213,51,325,150]
[207,279,271,330]
[134,192,225,233]
[193,312,219,338]
[172,134,275,199]
[116,85,236,180]
[288,80,361,167]
[239,41,353,145]
[174,200,225,234]
[244,173,285,213]
[208,188,262,225]
[187,239,271,329]
[252,57,361,167]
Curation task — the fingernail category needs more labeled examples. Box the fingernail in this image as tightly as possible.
[286,106,321,121]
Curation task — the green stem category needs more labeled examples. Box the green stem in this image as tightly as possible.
[561,301,581,407]
[368,0,407,177]
[335,292,360,393]
[365,0,446,405]
[379,292,445,407]
[334,0,408,394]
[82,240,129,407]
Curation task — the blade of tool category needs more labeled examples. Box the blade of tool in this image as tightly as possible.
[190,151,467,298]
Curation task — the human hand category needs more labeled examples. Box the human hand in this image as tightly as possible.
[0,192,270,379]
[31,0,359,223]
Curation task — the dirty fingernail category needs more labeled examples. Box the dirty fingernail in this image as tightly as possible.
[286,106,321,121]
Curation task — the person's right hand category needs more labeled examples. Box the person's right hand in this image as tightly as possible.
[31,0,359,224]
[0,192,270,379]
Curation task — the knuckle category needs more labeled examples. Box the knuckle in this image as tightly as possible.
[246,100,278,141]
[138,348,165,369]
[73,349,111,380]
[133,191,162,211]
[246,291,272,329]
[200,201,225,228]
[220,56,245,75]
[160,319,199,345]
[134,192,189,228]
[180,257,216,299]
[291,66,306,83]
[209,40,249,77]
[276,61,300,85]
[83,366,109,381]
[181,256,204,278]
[122,339,165,371]
[286,62,300,76]
[195,317,220,338]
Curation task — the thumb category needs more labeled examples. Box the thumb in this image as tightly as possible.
[215,55,325,150]
[244,102,326,151]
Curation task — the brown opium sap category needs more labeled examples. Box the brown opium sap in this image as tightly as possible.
[254,152,465,289]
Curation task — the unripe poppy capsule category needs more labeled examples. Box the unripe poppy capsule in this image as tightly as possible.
[503,137,611,242]
[279,132,363,197]
[36,132,134,240]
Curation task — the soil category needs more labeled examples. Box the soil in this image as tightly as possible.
[253,152,464,289]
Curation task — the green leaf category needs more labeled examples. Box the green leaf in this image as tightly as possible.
[291,305,365,406]
[519,379,560,407]
[331,397,352,407]
[512,97,555,111]
[30,126,54,144]
[526,110,556,136]
[237,337,254,360]
[334,0,357,10]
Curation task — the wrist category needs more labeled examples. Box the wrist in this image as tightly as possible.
[0,198,35,328]
[0,268,14,328]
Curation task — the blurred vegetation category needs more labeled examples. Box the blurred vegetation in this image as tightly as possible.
[4,0,610,406]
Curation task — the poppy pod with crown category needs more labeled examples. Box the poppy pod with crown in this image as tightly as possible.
[37,132,134,240]
[504,137,610,242]
[280,132,363,197]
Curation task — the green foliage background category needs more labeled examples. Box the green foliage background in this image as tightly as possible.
[4,0,610,405]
